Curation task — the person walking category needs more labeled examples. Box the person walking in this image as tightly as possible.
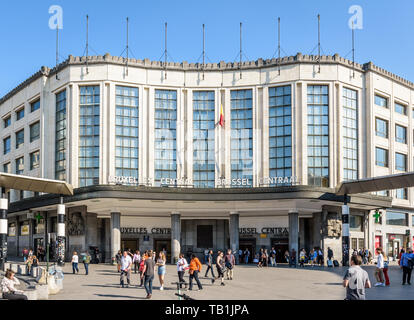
[284,250,290,264]
[398,249,405,266]
[141,250,155,299]
[204,250,215,281]
[290,248,297,267]
[343,255,371,300]
[383,252,390,286]
[115,250,122,273]
[133,250,141,274]
[188,254,203,291]
[71,251,79,274]
[177,253,188,289]
[270,247,277,267]
[243,248,250,264]
[120,250,132,288]
[156,251,166,290]
[216,251,226,286]
[225,249,236,279]
[374,247,385,287]
[317,248,324,266]
[299,248,306,268]
[82,251,91,275]
[400,249,414,285]
[1,269,28,300]
[257,248,263,268]
[238,249,243,265]
[262,249,269,267]
[138,251,147,287]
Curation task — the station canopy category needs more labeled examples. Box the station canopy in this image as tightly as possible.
[0,173,73,196]
[336,172,414,195]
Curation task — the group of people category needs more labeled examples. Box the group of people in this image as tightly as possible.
[71,251,92,275]
[22,247,45,263]
[352,248,373,265]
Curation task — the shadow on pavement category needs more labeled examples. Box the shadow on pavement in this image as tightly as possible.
[94,294,146,300]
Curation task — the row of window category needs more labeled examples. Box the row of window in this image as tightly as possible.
[3,122,40,155]
[374,94,411,117]
[2,99,40,130]
[3,150,40,174]
[350,211,414,230]
[375,118,413,144]
[375,147,409,171]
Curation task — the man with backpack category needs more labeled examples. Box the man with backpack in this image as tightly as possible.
[400,248,414,285]
[82,251,91,275]
[224,249,235,280]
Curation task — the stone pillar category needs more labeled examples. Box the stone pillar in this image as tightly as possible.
[171,212,181,264]
[229,212,239,263]
[342,202,350,267]
[110,212,121,263]
[56,197,66,266]
[0,188,8,269]
[288,210,299,266]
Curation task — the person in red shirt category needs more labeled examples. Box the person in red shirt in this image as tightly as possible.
[188,254,203,291]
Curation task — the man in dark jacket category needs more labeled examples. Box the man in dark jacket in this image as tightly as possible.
[400,249,414,285]
[327,247,334,261]
[204,250,216,281]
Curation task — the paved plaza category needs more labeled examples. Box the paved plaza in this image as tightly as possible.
[31,262,412,300]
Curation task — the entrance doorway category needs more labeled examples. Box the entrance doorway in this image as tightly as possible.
[154,239,171,263]
[121,239,139,252]
[271,238,289,263]
[239,238,256,263]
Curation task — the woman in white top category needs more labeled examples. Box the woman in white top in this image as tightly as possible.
[374,247,385,286]
[1,269,27,300]
[133,250,141,274]
[176,253,188,289]
[71,251,79,274]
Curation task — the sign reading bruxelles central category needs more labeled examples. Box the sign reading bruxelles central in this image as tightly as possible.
[108,175,298,187]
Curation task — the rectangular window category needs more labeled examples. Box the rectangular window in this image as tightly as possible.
[3,162,11,173]
[307,85,329,187]
[342,88,358,181]
[269,85,292,185]
[375,118,388,138]
[3,136,11,154]
[3,116,11,128]
[115,86,139,181]
[31,99,40,112]
[15,129,24,149]
[395,102,407,115]
[395,124,407,144]
[231,89,253,186]
[374,95,387,108]
[15,157,24,174]
[154,89,177,184]
[30,150,40,170]
[193,91,215,188]
[395,152,407,171]
[79,85,100,187]
[375,147,388,167]
[350,215,363,232]
[55,90,67,181]
[30,121,40,142]
[16,107,24,120]
[386,211,407,226]
[395,188,407,200]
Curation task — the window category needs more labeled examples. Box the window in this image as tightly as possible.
[269,85,292,185]
[55,90,67,180]
[3,116,11,128]
[231,89,253,186]
[395,124,407,144]
[350,215,363,231]
[30,150,40,170]
[395,188,407,200]
[395,152,407,171]
[374,95,387,108]
[154,90,177,183]
[193,91,215,188]
[386,211,407,226]
[15,157,24,174]
[115,86,139,181]
[30,121,40,142]
[395,102,407,115]
[31,99,40,112]
[16,107,24,120]
[375,147,388,167]
[3,162,11,173]
[197,225,213,248]
[375,118,388,138]
[342,88,358,181]
[15,129,24,149]
[376,190,389,197]
[3,136,11,154]
[79,86,100,187]
[307,85,329,187]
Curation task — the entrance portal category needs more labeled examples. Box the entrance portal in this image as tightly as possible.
[121,239,139,252]
[239,238,256,263]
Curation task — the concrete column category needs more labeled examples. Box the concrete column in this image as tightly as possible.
[110,212,121,263]
[0,188,8,269]
[229,212,239,263]
[171,212,181,264]
[288,210,299,266]
[56,197,66,266]
[342,202,350,266]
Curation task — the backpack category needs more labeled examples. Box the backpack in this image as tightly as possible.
[407,257,414,270]
[139,259,145,272]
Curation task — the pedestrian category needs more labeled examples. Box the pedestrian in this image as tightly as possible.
[120,250,132,288]
[115,250,122,273]
[374,247,385,287]
[225,249,235,280]
[28,248,33,258]
[284,250,290,264]
[82,251,91,275]
[238,248,243,265]
[138,251,147,287]
[32,255,38,267]
[364,248,369,264]
[299,248,306,268]
[71,251,79,274]
[26,256,33,274]
[383,252,390,286]
[244,248,250,264]
[1,269,28,300]
[216,251,226,286]
[317,248,324,266]
[152,251,156,261]
[257,249,263,267]
[262,249,269,267]
[400,249,414,285]
[270,247,277,267]
[327,247,333,262]
[204,249,209,264]
[342,254,371,300]
[253,253,260,266]
[133,250,141,274]
[156,251,166,290]
[368,250,373,264]
[177,253,188,289]
[188,254,203,291]
[22,248,28,262]
[204,250,215,281]
[141,250,155,299]
[290,248,297,267]
[398,249,405,266]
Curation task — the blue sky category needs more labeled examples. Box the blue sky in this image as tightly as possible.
[0,0,413,97]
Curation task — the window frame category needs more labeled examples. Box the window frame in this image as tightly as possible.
[16,107,25,121]
[395,124,407,144]
[30,99,40,113]
[29,121,40,142]
[29,150,40,170]
[375,147,388,167]
[375,117,388,138]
